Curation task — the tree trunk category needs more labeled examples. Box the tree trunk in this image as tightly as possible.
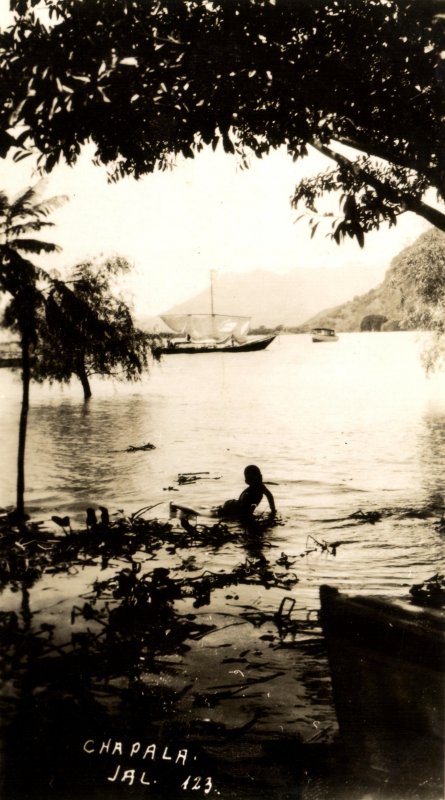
[76,362,92,401]
[16,336,30,525]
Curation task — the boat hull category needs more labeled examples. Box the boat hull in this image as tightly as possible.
[162,335,276,354]
[312,333,338,342]
[311,327,338,342]
[0,357,22,368]
[319,585,445,789]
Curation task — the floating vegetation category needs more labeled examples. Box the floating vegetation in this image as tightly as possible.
[303,534,358,558]
[177,472,221,484]
[276,553,298,569]
[1,499,440,799]
[125,442,156,452]
[0,507,304,676]
[50,514,72,533]
[317,508,382,527]
[348,509,382,524]
[0,501,328,798]
[434,515,445,533]
[410,573,445,608]
[316,504,445,536]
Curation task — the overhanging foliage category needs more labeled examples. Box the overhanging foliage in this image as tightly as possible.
[0,0,444,244]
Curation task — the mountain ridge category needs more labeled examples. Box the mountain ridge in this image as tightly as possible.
[140,263,386,330]
[139,230,443,333]
[302,229,444,332]
[300,274,403,332]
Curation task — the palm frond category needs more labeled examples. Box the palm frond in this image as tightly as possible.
[0,247,50,294]
[9,185,44,216]
[34,195,69,217]
[6,221,56,237]
[0,192,10,217]
[8,183,68,219]
[7,238,62,254]
[1,246,50,274]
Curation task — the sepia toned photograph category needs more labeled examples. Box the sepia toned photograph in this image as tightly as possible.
[0,1,444,798]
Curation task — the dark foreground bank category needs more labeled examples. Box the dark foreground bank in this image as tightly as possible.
[0,508,443,800]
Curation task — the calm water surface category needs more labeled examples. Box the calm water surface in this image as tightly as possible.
[1,332,444,613]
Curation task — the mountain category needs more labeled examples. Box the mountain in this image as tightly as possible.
[141,264,386,330]
[303,229,445,332]
[301,276,403,332]
[139,230,445,333]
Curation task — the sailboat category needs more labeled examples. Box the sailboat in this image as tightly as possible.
[159,272,276,354]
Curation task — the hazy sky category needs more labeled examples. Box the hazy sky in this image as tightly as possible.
[1,142,431,318]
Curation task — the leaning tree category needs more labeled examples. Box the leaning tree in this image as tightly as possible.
[35,257,154,401]
[0,0,443,245]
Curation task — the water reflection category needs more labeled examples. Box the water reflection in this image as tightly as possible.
[0,334,443,608]
[0,511,336,799]
[420,413,445,499]
[1,334,444,524]
[26,395,159,517]
[2,498,442,799]
[0,333,444,800]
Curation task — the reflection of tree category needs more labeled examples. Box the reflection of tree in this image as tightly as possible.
[419,414,445,502]
[2,503,443,798]
[28,399,140,505]
[0,512,303,798]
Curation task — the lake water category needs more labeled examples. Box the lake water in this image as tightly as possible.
[0,331,444,615]
[1,331,445,793]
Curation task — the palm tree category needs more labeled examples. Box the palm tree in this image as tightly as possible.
[0,182,67,525]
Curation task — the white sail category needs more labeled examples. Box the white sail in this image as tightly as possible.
[161,314,250,344]
[232,318,250,344]
[160,314,191,336]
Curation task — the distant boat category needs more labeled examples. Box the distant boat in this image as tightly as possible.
[0,355,22,368]
[0,342,22,368]
[319,585,445,790]
[159,272,276,354]
[311,327,338,342]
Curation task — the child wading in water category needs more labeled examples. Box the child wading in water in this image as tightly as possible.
[215,465,276,522]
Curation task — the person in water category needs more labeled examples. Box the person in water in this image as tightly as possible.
[216,465,276,521]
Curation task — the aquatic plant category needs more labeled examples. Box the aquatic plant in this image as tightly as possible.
[410,573,445,608]
[0,506,314,800]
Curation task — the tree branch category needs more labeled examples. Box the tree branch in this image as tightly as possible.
[310,140,445,233]
[330,131,439,189]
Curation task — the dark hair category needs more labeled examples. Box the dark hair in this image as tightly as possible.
[244,464,262,484]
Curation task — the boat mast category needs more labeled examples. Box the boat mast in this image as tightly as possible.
[210,269,216,338]
[210,269,216,316]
